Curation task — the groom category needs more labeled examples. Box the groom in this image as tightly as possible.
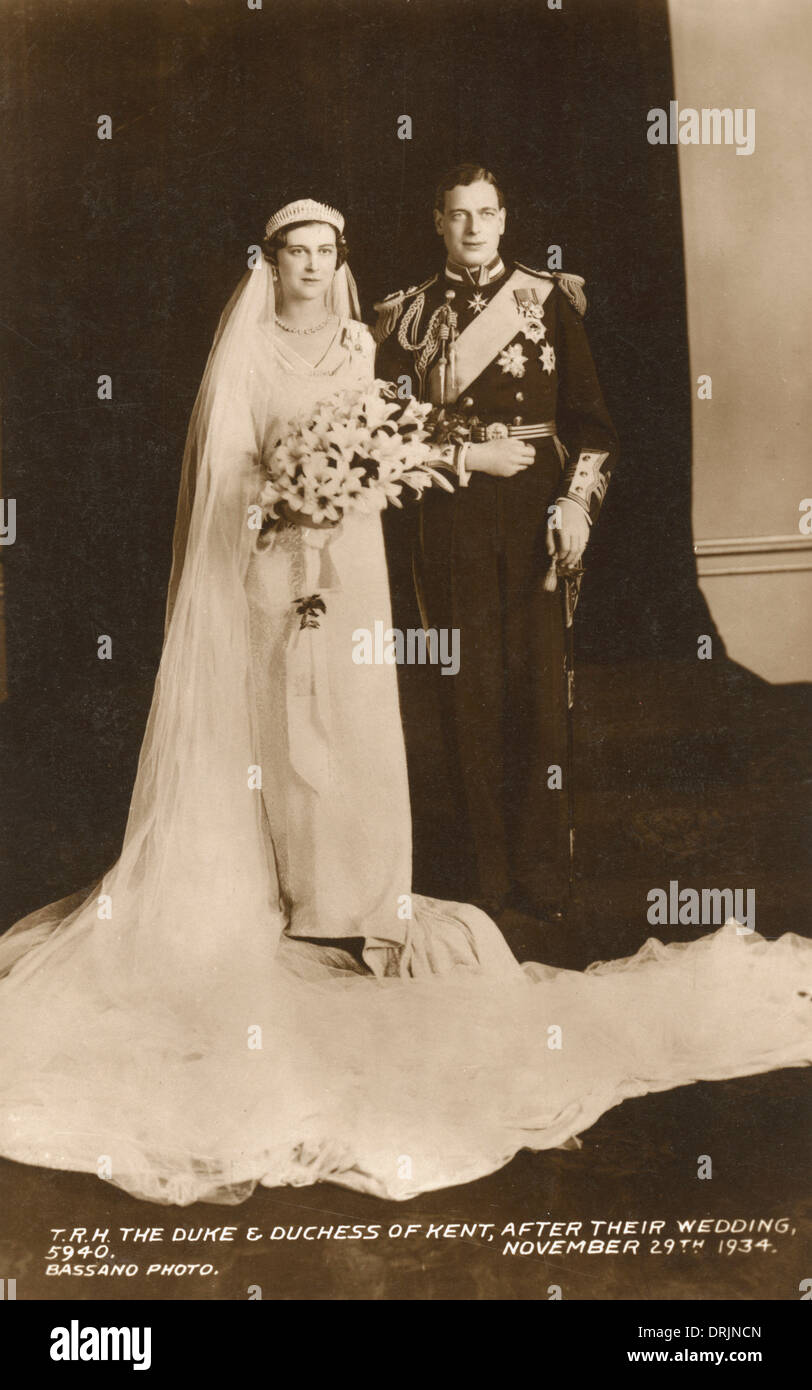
[375,163,618,923]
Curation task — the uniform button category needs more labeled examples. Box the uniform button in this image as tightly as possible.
[513,415,523,426]
[462,396,474,408]
[515,390,525,402]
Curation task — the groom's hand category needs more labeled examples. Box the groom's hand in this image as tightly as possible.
[467,440,535,478]
[545,497,590,567]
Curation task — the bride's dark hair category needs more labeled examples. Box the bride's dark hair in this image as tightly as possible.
[262,220,349,269]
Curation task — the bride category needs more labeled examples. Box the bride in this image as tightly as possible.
[0,199,809,1207]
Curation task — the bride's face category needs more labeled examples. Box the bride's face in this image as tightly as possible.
[275,222,338,306]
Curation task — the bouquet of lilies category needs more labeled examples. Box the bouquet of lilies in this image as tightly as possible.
[258,380,465,528]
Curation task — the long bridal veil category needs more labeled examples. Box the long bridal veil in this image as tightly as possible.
[3,259,281,1010]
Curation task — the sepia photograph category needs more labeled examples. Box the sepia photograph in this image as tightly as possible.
[0,0,809,1343]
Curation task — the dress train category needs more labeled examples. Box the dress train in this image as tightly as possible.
[0,901,808,1207]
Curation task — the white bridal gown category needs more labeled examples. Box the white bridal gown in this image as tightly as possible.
[0,313,809,1207]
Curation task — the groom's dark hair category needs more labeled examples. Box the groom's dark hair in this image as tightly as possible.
[434,163,505,214]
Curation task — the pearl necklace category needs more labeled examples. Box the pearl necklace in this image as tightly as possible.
[275,313,331,336]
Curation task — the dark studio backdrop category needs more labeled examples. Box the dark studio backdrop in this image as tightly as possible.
[2,0,728,916]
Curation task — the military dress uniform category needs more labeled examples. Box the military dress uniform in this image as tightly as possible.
[375,253,618,916]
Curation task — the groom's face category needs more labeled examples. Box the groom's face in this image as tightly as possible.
[434,180,506,269]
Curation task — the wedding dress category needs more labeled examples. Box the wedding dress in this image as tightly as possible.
[242,319,503,977]
[0,256,809,1207]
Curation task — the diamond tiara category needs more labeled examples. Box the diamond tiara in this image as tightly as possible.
[264,199,345,239]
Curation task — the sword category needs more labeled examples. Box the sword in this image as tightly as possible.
[544,555,585,895]
[436,290,457,405]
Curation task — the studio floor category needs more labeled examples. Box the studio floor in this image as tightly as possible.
[1,657,809,1300]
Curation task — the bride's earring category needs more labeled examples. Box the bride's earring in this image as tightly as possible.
[271,265,280,282]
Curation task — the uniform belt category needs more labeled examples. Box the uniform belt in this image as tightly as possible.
[470,419,558,442]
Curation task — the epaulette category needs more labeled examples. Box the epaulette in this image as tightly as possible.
[514,263,587,316]
[372,274,439,343]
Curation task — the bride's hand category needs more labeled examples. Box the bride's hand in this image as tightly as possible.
[278,502,340,530]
